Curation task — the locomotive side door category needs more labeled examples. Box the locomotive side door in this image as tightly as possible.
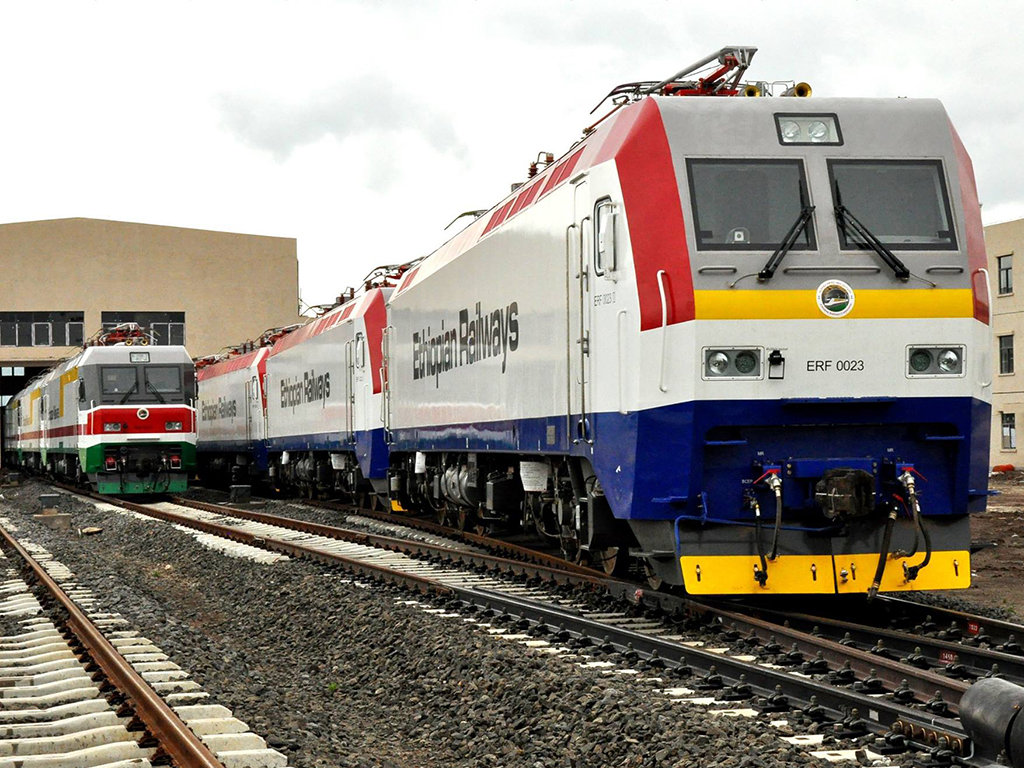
[567,177,594,445]
[245,374,260,448]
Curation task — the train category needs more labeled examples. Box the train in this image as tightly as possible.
[2,323,197,494]
[196,46,991,596]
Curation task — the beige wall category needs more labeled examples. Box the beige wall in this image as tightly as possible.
[987,218,1024,464]
[0,217,302,363]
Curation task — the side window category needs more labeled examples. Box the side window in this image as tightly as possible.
[594,199,616,276]
[1003,412,1017,450]
[1000,335,1015,375]
[999,255,1013,296]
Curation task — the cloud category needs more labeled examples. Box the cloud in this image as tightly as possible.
[215,78,467,171]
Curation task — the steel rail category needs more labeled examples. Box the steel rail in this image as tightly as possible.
[168,496,611,588]
[724,602,1024,684]
[291,497,608,578]
[875,595,1024,648]
[686,601,971,709]
[0,520,226,768]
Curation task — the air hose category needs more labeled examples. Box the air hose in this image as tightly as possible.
[752,497,768,587]
[868,505,899,601]
[901,473,932,582]
[766,474,783,561]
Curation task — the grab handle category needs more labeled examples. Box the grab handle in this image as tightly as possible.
[657,270,669,393]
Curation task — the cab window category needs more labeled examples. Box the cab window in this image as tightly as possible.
[101,367,137,395]
[686,158,814,250]
[145,366,182,393]
[828,160,956,250]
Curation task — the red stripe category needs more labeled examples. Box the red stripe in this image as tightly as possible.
[86,405,196,436]
[949,121,990,325]
[593,99,694,330]
[197,348,266,381]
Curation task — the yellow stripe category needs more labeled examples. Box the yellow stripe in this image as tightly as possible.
[679,550,970,595]
[58,367,78,419]
[27,390,41,426]
[694,288,974,320]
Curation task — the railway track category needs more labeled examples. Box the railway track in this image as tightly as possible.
[0,514,289,768]
[53,485,1019,765]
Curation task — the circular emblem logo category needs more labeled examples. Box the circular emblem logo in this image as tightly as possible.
[137,408,150,420]
[816,279,855,318]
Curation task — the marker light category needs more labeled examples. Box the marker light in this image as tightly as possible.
[104,457,117,470]
[165,421,183,431]
[734,351,758,374]
[937,349,961,372]
[708,352,730,375]
[103,423,123,432]
[910,349,933,372]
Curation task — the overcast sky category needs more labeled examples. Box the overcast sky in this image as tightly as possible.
[2,1,1021,309]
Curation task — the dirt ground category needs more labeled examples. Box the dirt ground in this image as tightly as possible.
[965,471,1024,617]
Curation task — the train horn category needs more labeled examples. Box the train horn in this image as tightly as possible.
[741,84,761,97]
[782,82,812,97]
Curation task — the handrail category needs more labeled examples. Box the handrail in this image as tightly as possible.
[617,310,628,415]
[565,224,578,445]
[975,267,993,389]
[657,270,669,393]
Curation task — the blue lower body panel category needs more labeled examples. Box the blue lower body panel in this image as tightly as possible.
[390,396,990,521]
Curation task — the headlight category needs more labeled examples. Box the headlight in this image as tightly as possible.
[779,120,801,141]
[909,349,932,372]
[907,346,964,376]
[775,114,842,145]
[807,121,830,142]
[708,352,730,375]
[165,421,183,431]
[704,348,762,378]
[937,349,960,372]
[103,423,122,432]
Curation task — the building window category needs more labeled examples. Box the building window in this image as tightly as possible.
[999,255,1013,295]
[0,312,84,347]
[1000,335,1015,374]
[101,312,185,346]
[1003,412,1017,450]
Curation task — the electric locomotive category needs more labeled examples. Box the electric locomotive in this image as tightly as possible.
[382,46,991,595]
[195,284,393,499]
[3,323,197,494]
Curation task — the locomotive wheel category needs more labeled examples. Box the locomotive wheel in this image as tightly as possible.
[589,546,622,576]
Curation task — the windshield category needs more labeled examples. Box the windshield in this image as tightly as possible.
[145,366,182,393]
[101,367,137,395]
[829,160,956,250]
[687,159,815,250]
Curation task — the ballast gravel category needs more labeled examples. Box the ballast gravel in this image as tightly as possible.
[2,479,833,768]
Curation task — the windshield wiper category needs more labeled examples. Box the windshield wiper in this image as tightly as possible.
[118,381,139,404]
[833,180,910,281]
[146,380,166,404]
[758,181,815,281]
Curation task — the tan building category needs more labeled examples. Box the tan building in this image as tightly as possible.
[987,217,1024,464]
[1,217,301,404]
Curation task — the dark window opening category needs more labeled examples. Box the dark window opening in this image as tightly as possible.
[0,312,85,347]
[828,160,956,250]
[686,159,815,251]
